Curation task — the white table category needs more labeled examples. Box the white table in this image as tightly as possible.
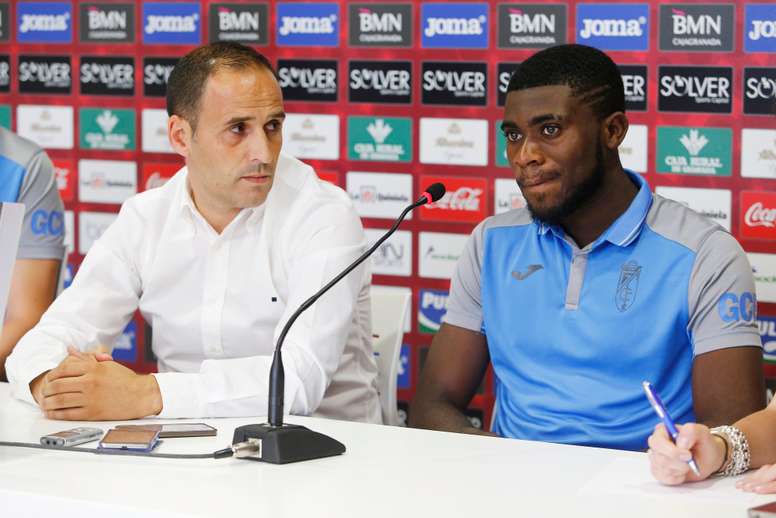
[0,383,771,517]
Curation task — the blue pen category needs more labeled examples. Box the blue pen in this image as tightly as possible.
[642,381,701,477]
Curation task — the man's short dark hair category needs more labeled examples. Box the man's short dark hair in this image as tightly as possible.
[506,44,625,119]
[166,42,277,132]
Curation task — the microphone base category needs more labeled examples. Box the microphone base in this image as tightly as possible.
[232,423,345,464]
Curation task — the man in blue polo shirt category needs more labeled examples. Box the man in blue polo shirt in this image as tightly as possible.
[410,44,764,451]
[0,127,65,381]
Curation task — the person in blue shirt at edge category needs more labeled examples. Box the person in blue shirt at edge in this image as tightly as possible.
[0,127,65,381]
[409,44,765,451]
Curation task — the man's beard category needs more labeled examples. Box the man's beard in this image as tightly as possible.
[524,142,606,227]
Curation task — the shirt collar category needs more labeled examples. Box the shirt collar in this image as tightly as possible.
[177,171,267,236]
[535,170,652,249]
[599,170,652,248]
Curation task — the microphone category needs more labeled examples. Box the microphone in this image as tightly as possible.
[232,183,446,464]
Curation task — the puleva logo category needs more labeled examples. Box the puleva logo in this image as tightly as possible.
[615,260,641,312]
[349,3,412,47]
[113,320,137,362]
[17,2,72,43]
[497,4,567,49]
[418,289,449,333]
[421,3,488,49]
[142,3,200,45]
[657,126,732,176]
[79,108,136,151]
[348,116,412,162]
[276,3,339,47]
[718,292,756,323]
[397,344,411,389]
[745,5,776,53]
[659,4,734,52]
[576,3,649,51]
[760,316,776,364]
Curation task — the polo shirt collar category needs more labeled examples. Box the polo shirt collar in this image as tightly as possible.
[535,169,652,249]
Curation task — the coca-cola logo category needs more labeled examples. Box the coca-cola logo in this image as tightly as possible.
[420,176,488,223]
[741,192,776,241]
[427,187,483,211]
[745,202,776,228]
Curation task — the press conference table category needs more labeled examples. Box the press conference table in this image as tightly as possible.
[0,384,771,518]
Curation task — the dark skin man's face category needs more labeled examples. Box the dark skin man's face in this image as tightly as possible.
[501,84,606,226]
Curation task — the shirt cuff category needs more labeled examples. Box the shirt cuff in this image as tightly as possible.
[10,360,60,406]
[152,372,207,418]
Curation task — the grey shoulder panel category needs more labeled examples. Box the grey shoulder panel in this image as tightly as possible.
[645,194,726,253]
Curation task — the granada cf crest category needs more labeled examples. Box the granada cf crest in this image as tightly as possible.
[616,260,641,312]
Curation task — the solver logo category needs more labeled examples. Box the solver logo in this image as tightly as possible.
[619,65,647,111]
[349,3,411,47]
[744,68,776,115]
[276,3,339,47]
[79,56,134,96]
[658,66,732,113]
[143,57,178,97]
[422,61,487,106]
[277,60,337,102]
[496,63,520,106]
[17,2,72,43]
[421,3,488,49]
[142,3,200,45]
[659,4,734,52]
[576,3,649,51]
[349,61,412,104]
[18,55,71,94]
[0,56,9,93]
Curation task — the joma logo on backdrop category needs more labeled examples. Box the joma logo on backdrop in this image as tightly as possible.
[17,2,72,42]
[421,3,488,48]
[142,3,200,44]
[576,4,649,51]
[276,3,339,46]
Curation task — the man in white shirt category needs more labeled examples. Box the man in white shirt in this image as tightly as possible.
[5,42,381,423]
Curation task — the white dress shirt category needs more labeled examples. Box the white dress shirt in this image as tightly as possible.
[6,153,382,423]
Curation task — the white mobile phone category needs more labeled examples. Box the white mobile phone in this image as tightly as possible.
[40,427,104,447]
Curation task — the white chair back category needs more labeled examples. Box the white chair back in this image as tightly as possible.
[370,286,411,426]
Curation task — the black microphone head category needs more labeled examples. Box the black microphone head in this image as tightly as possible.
[423,183,446,203]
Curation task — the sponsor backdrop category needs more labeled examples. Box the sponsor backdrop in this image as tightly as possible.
[1,0,774,427]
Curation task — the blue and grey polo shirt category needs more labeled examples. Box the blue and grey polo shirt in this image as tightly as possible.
[445,170,761,451]
[0,127,65,260]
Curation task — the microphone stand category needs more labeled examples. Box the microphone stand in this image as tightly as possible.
[232,186,444,464]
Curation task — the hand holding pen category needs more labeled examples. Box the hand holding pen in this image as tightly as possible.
[643,381,702,478]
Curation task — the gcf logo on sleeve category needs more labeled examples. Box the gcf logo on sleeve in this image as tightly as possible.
[745,5,776,53]
[17,2,72,43]
[418,289,449,334]
[276,3,339,47]
[421,3,488,49]
[576,3,649,51]
[142,3,200,45]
